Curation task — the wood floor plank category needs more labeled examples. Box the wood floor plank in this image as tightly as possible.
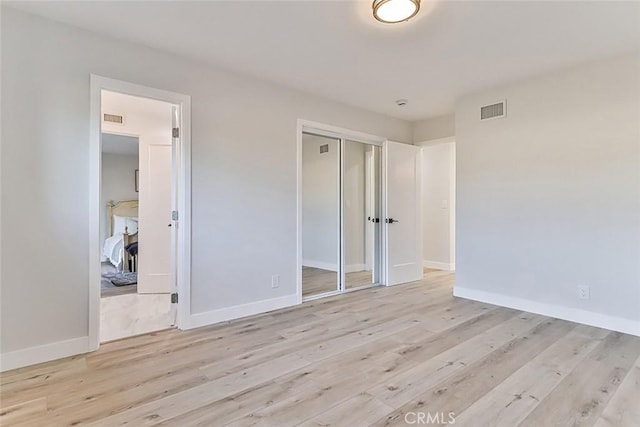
[156,379,313,427]
[0,397,47,425]
[300,392,394,427]
[594,353,640,427]
[368,312,549,408]
[1,270,639,427]
[88,354,311,426]
[451,324,608,427]
[0,356,88,398]
[293,314,425,363]
[370,318,579,426]
[519,331,640,427]
[42,365,211,425]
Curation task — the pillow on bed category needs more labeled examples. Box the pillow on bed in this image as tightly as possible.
[113,215,139,235]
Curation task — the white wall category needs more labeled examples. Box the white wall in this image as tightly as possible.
[0,7,412,360]
[302,134,340,270]
[454,52,640,335]
[413,113,455,142]
[100,152,139,250]
[421,142,455,270]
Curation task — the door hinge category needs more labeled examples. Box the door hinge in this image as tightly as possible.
[172,210,179,221]
[172,127,180,138]
[171,293,178,304]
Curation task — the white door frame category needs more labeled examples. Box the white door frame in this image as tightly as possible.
[89,75,192,350]
[296,119,386,303]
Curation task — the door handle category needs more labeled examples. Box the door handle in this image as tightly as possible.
[386,218,399,224]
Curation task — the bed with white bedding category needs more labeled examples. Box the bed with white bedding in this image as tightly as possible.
[103,200,139,272]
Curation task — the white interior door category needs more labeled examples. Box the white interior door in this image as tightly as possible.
[384,141,423,286]
[138,138,173,294]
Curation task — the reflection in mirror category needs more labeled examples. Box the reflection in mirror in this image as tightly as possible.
[344,140,381,289]
[301,132,341,297]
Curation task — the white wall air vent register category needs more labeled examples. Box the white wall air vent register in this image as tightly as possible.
[480,101,506,120]
[103,113,124,125]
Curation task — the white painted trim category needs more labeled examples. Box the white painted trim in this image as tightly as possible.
[449,143,456,269]
[186,294,298,330]
[302,259,339,272]
[89,77,102,352]
[303,290,343,302]
[381,140,389,286]
[296,121,304,305]
[0,337,89,372]
[415,136,456,147]
[90,75,192,351]
[339,135,345,292]
[423,260,455,271]
[454,286,640,337]
[298,119,386,146]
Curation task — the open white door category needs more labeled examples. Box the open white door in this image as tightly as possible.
[137,134,173,294]
[384,141,423,286]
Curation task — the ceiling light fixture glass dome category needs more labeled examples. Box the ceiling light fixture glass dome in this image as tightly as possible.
[372,0,420,24]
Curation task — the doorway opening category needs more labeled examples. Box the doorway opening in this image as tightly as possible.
[99,91,175,342]
[417,137,456,274]
[298,123,383,301]
[90,76,191,349]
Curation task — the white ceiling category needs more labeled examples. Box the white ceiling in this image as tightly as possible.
[8,1,640,121]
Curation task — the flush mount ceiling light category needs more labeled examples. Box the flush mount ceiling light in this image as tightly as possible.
[372,0,420,24]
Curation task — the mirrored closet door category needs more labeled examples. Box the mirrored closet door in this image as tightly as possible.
[302,132,341,298]
[301,132,382,299]
[343,140,381,290]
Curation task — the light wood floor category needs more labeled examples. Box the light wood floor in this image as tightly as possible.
[302,266,374,297]
[2,270,639,426]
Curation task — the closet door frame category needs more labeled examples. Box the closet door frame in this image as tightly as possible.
[297,120,385,303]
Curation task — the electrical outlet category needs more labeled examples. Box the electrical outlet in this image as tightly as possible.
[271,275,280,289]
[578,285,590,300]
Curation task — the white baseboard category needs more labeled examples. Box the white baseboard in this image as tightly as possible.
[423,260,455,271]
[185,294,299,330]
[302,259,338,272]
[0,336,90,372]
[1,294,300,371]
[454,286,640,337]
